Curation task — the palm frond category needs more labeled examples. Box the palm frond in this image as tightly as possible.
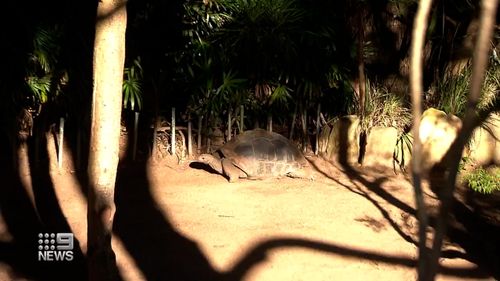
[269,84,292,107]
[30,26,61,73]
[26,75,52,103]
[122,57,144,111]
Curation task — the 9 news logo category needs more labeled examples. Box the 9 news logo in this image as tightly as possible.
[37,233,74,262]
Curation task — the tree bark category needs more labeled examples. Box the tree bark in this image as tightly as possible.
[410,0,433,279]
[87,0,127,280]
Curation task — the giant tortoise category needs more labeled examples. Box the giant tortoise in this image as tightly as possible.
[197,129,314,182]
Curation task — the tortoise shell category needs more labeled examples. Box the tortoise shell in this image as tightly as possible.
[219,129,309,178]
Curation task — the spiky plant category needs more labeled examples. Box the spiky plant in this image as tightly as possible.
[435,62,499,118]
[435,66,471,117]
[360,79,412,133]
[123,57,143,111]
[25,25,66,106]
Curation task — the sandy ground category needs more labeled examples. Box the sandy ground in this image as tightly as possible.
[0,139,498,281]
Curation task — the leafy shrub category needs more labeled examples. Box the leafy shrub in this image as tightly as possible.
[464,167,500,194]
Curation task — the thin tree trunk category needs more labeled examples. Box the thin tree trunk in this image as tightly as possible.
[34,125,40,169]
[410,0,434,279]
[267,114,272,132]
[132,112,139,161]
[301,107,307,153]
[197,115,202,153]
[357,7,366,122]
[228,109,232,141]
[240,105,244,133]
[152,115,160,161]
[151,81,160,160]
[187,116,192,157]
[171,107,176,156]
[357,44,368,164]
[57,117,65,169]
[290,103,298,139]
[426,0,499,280]
[315,104,321,155]
[87,0,127,279]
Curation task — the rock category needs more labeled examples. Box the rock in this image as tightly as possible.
[419,108,462,171]
[468,113,500,165]
[320,115,360,164]
[362,126,399,169]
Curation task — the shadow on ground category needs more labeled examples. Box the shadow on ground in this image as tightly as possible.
[307,154,500,280]
[0,131,87,281]
[113,162,221,281]
[1,126,496,280]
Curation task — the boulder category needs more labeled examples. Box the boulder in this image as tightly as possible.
[362,126,399,169]
[320,115,360,164]
[419,108,462,171]
[468,113,500,165]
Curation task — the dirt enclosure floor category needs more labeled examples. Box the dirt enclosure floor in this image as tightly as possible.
[1,145,499,281]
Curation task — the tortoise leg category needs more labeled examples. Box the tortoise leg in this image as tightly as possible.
[287,166,315,181]
[222,158,243,183]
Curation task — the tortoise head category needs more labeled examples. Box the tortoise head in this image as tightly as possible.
[198,154,223,174]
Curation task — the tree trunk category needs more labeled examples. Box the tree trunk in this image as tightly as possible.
[87,0,127,280]
[410,0,434,279]
[315,104,321,155]
[187,115,192,156]
[227,109,232,141]
[357,7,366,122]
[132,112,139,161]
[151,81,160,160]
[240,105,244,133]
[301,107,307,153]
[171,107,176,156]
[197,115,203,153]
[267,114,273,132]
[426,0,499,280]
[290,103,298,139]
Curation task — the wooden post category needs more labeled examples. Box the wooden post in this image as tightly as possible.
[132,112,139,161]
[315,103,321,155]
[240,105,244,133]
[57,117,65,169]
[151,79,160,161]
[228,110,232,141]
[152,115,160,160]
[302,108,307,153]
[267,114,273,132]
[197,115,202,153]
[171,107,176,155]
[290,104,297,139]
[187,115,192,157]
